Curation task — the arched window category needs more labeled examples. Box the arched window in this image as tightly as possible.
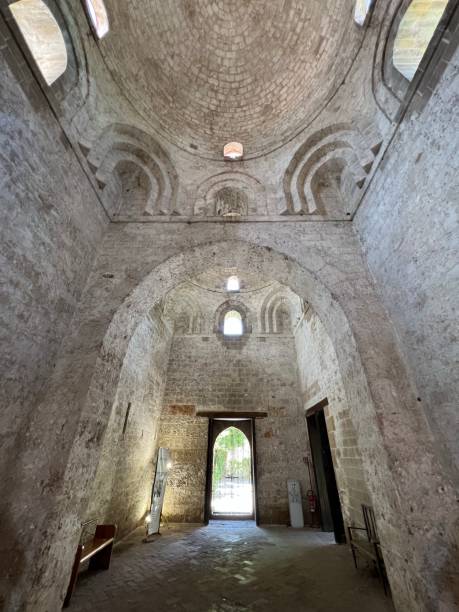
[83,0,109,39]
[354,0,375,26]
[223,310,243,336]
[393,0,448,81]
[226,276,240,292]
[9,0,67,86]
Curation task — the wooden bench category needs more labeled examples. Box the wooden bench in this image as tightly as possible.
[63,524,117,607]
[348,505,388,594]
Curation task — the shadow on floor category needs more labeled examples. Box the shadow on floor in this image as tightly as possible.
[71,522,395,612]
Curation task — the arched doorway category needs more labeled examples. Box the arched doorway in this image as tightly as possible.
[205,419,256,521]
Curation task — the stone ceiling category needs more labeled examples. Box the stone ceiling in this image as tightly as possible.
[99,0,364,160]
[189,268,275,293]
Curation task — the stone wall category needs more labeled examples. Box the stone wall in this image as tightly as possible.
[295,308,372,528]
[355,49,459,482]
[7,232,456,612]
[84,311,172,538]
[0,28,107,604]
[159,331,311,525]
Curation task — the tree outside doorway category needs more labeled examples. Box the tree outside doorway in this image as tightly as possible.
[211,426,253,516]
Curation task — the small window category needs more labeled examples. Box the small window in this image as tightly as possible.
[226,276,240,292]
[223,142,243,161]
[393,0,448,81]
[354,0,375,26]
[223,310,243,336]
[83,0,109,39]
[9,0,67,86]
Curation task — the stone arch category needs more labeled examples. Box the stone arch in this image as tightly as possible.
[214,299,252,335]
[194,172,267,216]
[16,240,457,611]
[163,284,202,335]
[260,285,301,334]
[85,124,179,217]
[283,124,382,216]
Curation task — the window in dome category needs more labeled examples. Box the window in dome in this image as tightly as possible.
[9,0,67,86]
[393,0,448,81]
[83,0,109,39]
[223,310,243,336]
[354,0,375,26]
[226,276,240,292]
[223,142,243,161]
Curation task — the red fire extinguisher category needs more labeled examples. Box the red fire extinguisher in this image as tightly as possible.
[305,456,317,516]
[307,489,317,513]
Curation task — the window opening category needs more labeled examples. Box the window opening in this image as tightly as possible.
[223,310,243,336]
[226,276,240,292]
[354,0,375,26]
[393,0,448,81]
[223,142,243,161]
[83,0,109,39]
[9,0,68,86]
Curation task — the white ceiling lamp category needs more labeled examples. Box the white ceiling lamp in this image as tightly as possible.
[223,142,243,161]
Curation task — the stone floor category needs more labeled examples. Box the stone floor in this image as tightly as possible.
[70,521,395,612]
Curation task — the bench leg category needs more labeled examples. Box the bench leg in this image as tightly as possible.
[373,543,388,595]
[88,543,114,571]
[348,529,358,569]
[63,545,83,608]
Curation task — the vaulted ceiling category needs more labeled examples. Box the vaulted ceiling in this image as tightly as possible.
[99,0,365,159]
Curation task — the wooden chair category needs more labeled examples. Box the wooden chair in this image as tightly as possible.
[63,523,117,607]
[348,505,388,594]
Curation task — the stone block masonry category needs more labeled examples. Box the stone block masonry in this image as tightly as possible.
[159,332,311,525]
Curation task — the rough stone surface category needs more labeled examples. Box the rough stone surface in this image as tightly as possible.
[11,233,454,612]
[84,313,172,538]
[355,49,459,482]
[295,309,372,528]
[159,281,309,525]
[1,2,458,612]
[0,34,106,609]
[69,522,395,612]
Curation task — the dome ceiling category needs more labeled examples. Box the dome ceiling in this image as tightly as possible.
[100,0,363,160]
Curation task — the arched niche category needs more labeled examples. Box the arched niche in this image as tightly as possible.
[259,286,302,335]
[85,124,179,217]
[113,159,154,217]
[283,123,382,217]
[194,171,267,217]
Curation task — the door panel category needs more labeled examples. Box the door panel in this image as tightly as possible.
[307,409,346,543]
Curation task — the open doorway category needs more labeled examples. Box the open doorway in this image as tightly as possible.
[205,419,257,521]
[307,400,346,543]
